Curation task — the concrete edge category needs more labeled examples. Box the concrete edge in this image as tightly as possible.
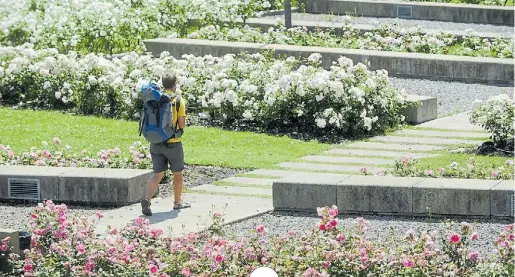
[142,38,514,85]
[304,0,514,26]
[0,166,153,206]
[272,175,514,218]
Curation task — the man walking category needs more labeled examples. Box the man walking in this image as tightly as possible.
[140,75,190,216]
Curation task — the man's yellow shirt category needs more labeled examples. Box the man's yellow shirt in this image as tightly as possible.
[165,91,186,143]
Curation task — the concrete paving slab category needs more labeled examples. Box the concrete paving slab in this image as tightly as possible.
[490,180,515,217]
[191,184,271,197]
[370,136,482,146]
[413,178,501,216]
[273,174,350,211]
[337,176,424,214]
[301,155,396,165]
[243,169,312,178]
[221,177,275,186]
[326,148,440,159]
[344,141,446,151]
[393,129,489,139]
[95,194,273,237]
[417,113,487,132]
[277,162,387,173]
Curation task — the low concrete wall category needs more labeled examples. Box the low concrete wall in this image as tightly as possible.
[0,166,153,206]
[245,18,511,40]
[143,38,514,85]
[273,174,514,218]
[303,0,514,26]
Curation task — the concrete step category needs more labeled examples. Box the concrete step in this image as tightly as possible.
[393,129,489,139]
[326,148,440,159]
[191,184,272,197]
[300,155,396,165]
[370,136,481,146]
[417,112,487,132]
[277,162,387,174]
[221,177,275,186]
[345,141,446,151]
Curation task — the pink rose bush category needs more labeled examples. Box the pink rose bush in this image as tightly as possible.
[1,201,514,276]
[389,156,514,180]
[0,139,152,170]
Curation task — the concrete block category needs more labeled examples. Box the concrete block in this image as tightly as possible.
[410,55,454,80]
[143,38,265,58]
[413,178,500,216]
[0,229,20,255]
[337,175,423,213]
[402,95,438,124]
[273,174,350,211]
[0,166,71,201]
[58,168,153,205]
[490,180,514,217]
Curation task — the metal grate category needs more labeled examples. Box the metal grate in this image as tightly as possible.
[397,5,413,19]
[8,178,41,200]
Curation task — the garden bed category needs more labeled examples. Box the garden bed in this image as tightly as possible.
[1,201,513,276]
[186,23,514,59]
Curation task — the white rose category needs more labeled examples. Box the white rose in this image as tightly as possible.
[315,118,327,128]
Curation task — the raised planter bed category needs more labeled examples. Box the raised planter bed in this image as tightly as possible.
[142,38,514,85]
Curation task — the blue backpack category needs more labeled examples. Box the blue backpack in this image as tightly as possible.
[138,83,182,144]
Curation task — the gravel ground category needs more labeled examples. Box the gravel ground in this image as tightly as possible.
[388,77,514,116]
[223,211,514,258]
[264,13,514,35]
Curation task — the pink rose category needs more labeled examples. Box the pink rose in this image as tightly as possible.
[329,219,338,227]
[149,264,158,274]
[181,268,191,276]
[96,211,103,219]
[449,233,461,244]
[491,171,499,178]
[215,254,224,263]
[402,258,414,268]
[471,232,478,241]
[509,233,514,241]
[53,137,61,144]
[322,261,331,268]
[213,212,221,217]
[319,224,326,231]
[76,243,86,254]
[468,251,479,263]
[256,225,265,234]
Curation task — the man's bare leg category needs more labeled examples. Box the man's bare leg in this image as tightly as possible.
[173,170,190,209]
[146,172,164,201]
[141,172,164,216]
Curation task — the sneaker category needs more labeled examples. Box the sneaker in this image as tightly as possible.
[141,199,152,216]
[173,201,191,210]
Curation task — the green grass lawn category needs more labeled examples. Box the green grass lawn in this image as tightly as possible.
[415,153,512,170]
[0,108,330,169]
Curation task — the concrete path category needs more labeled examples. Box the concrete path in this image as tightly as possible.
[98,113,491,233]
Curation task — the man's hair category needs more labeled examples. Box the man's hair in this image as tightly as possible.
[162,75,177,90]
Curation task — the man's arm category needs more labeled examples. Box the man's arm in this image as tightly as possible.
[177,99,186,129]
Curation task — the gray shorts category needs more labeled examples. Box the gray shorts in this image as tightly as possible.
[149,141,184,173]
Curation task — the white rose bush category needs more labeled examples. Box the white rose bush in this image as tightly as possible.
[0,0,282,54]
[0,44,408,138]
[188,24,515,59]
[469,94,515,146]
